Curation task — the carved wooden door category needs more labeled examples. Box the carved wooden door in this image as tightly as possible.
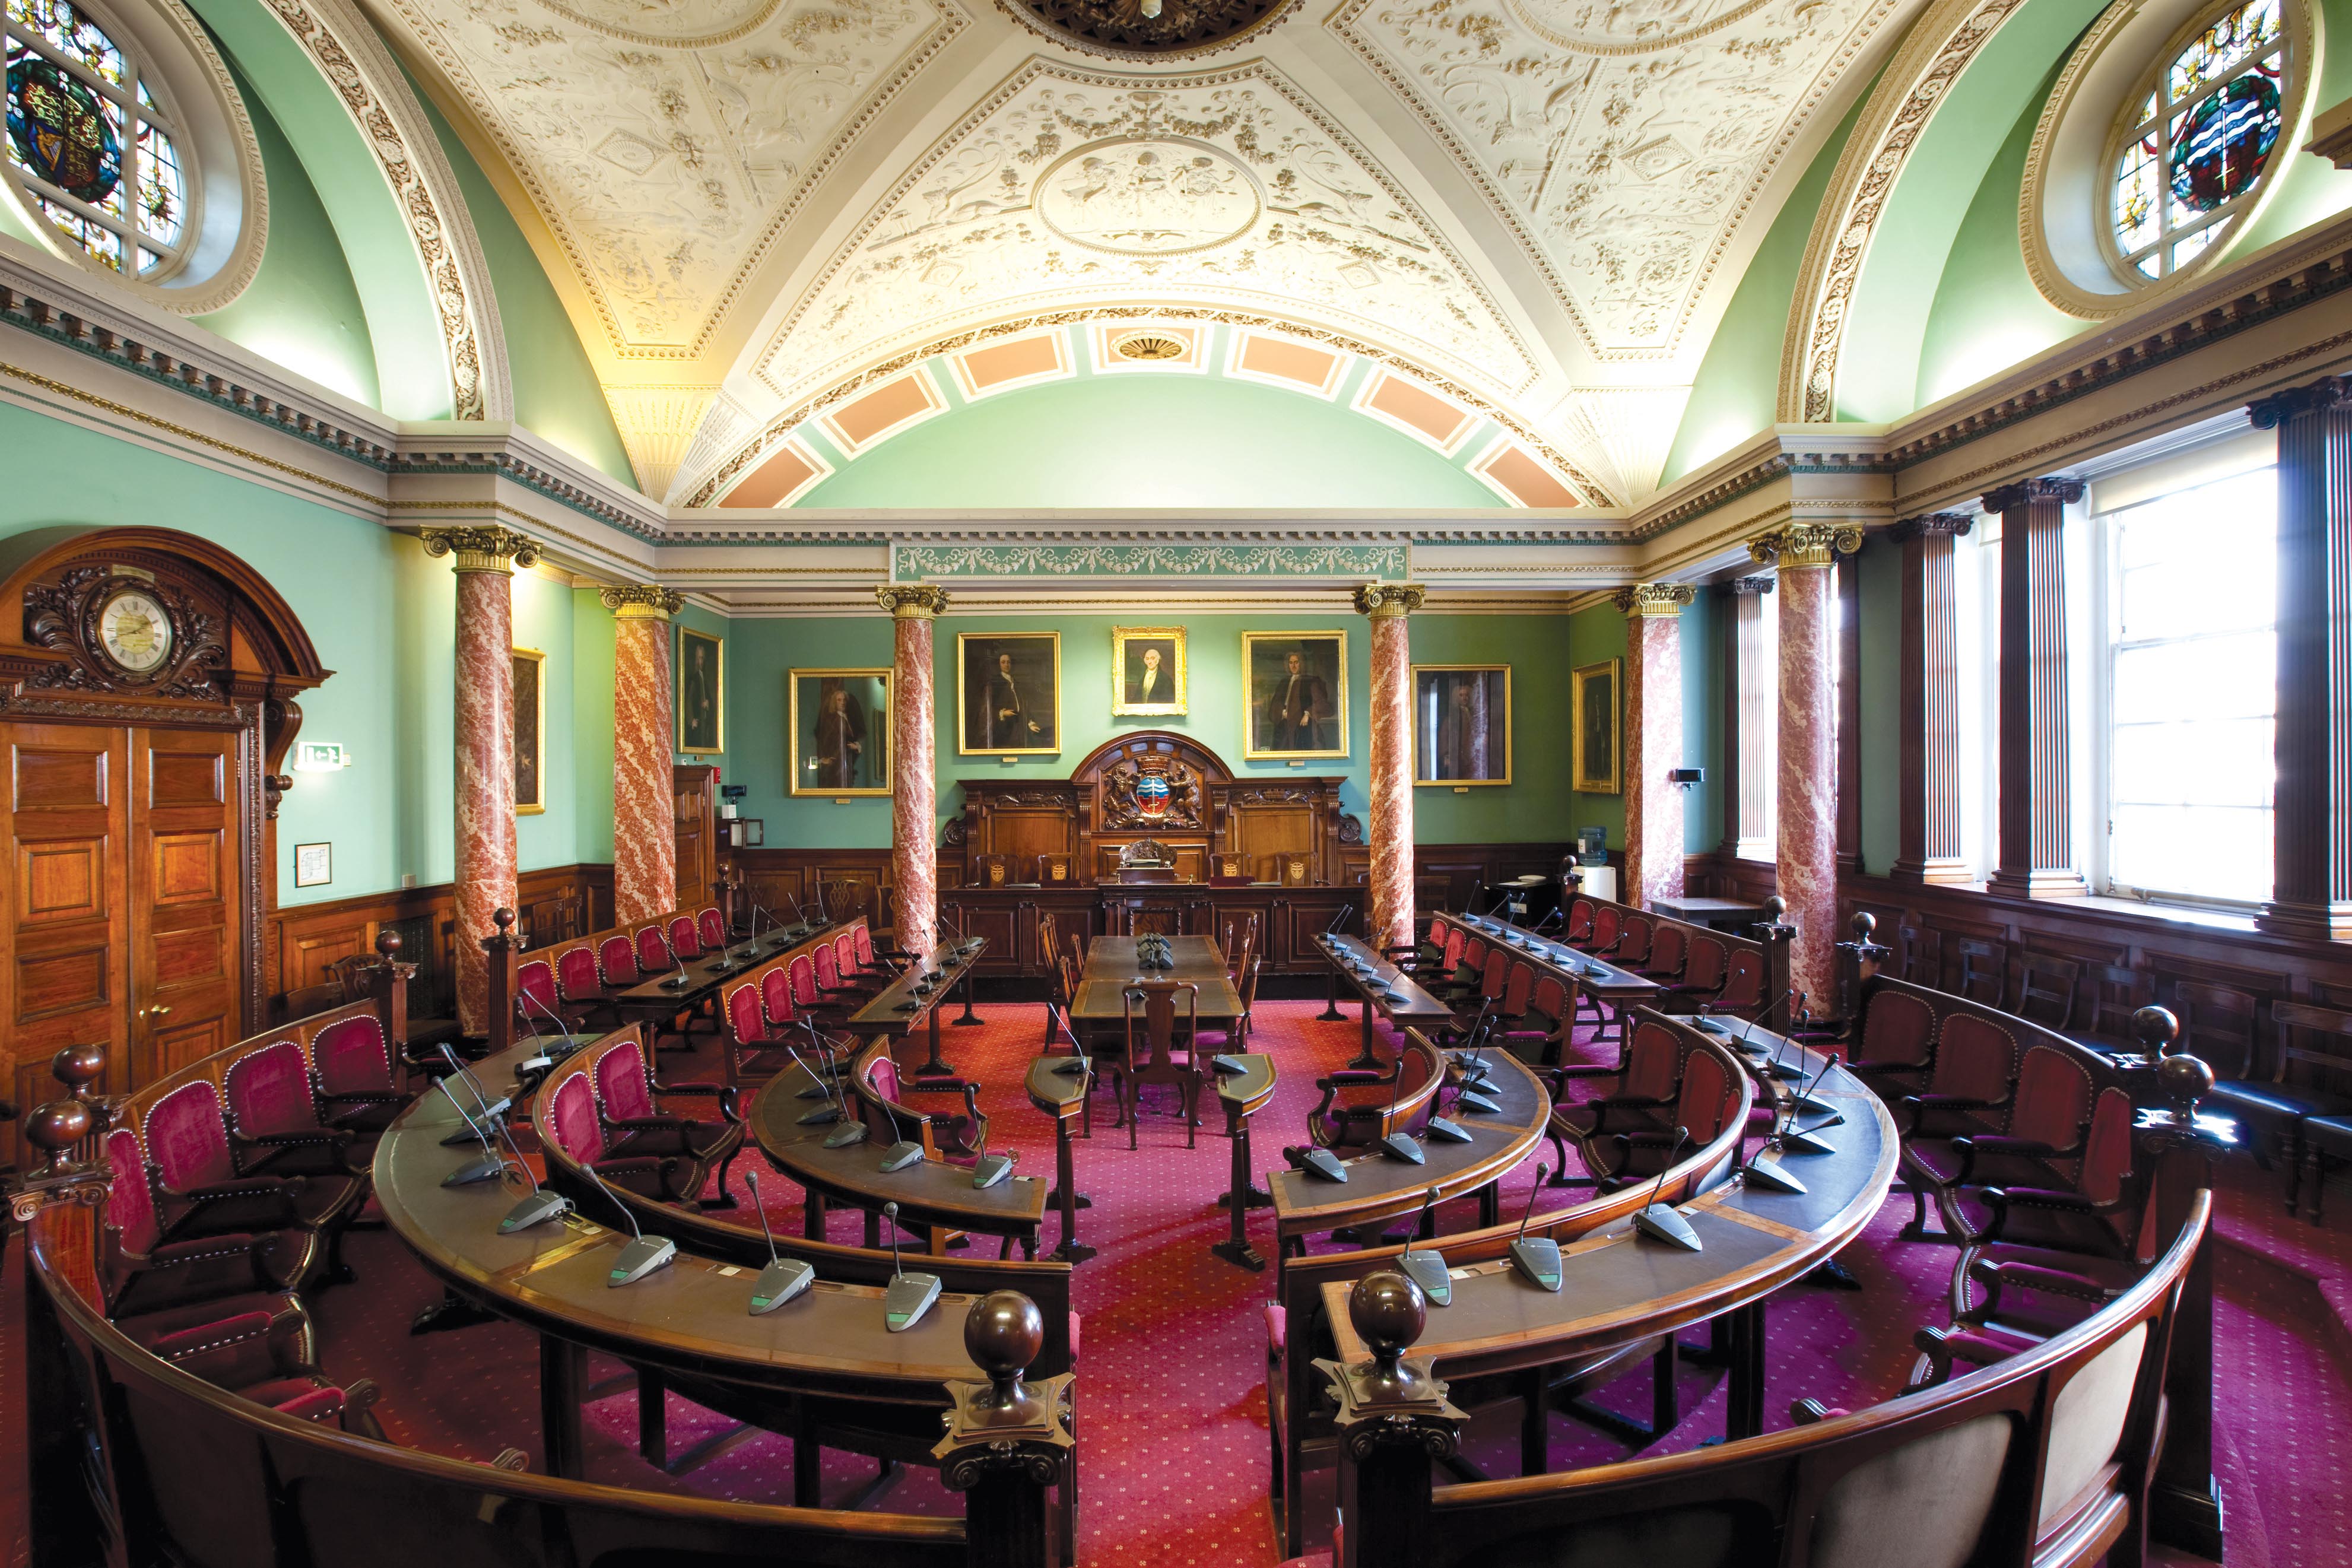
[127,726,244,1086]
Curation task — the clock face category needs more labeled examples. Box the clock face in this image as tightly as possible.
[99,589,173,674]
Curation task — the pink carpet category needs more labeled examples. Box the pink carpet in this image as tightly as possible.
[6,998,2350,1566]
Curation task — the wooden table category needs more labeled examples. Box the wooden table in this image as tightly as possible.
[1648,895,1770,931]
[844,936,988,1078]
[608,919,840,1042]
[1440,912,1661,1056]
[1067,935,1243,1027]
[1024,1056,1095,1265]
[1211,1052,1279,1272]
[1315,932,1458,1068]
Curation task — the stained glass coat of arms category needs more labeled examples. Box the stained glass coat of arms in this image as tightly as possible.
[2110,0,2287,282]
[3,0,183,275]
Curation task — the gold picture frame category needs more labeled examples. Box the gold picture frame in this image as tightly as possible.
[1242,630,1349,761]
[677,625,724,756]
[1411,664,1512,786]
[1110,626,1187,716]
[789,668,893,796]
[957,631,1062,756]
[1571,658,1621,795]
[512,646,546,814]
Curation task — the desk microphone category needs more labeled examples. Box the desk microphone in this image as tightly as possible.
[1508,1167,1561,1291]
[1632,1128,1702,1252]
[1780,1036,1840,1119]
[876,1092,925,1173]
[1050,1005,1091,1078]
[784,894,808,940]
[1400,1185,1451,1306]
[1735,990,1799,1062]
[785,1041,842,1125]
[583,1161,675,1286]
[437,1044,510,1143]
[1780,1052,1841,1156]
[518,986,578,1069]
[1326,903,1354,935]
[742,1170,812,1313]
[970,1147,1016,1190]
[495,1113,570,1231]
[1377,1056,1424,1164]
[1293,1143,1348,1183]
[436,1080,508,1186]
[880,1201,940,1332]
[1744,1078,1810,1195]
[665,950,693,991]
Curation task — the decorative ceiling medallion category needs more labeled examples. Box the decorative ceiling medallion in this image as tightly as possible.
[999,0,1295,59]
[528,0,782,46]
[1037,139,1260,255]
[1113,331,1188,359]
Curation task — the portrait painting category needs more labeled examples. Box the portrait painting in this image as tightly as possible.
[512,646,545,813]
[1413,665,1512,786]
[790,668,893,796]
[958,631,1061,756]
[1242,630,1348,761]
[677,626,724,756]
[1572,658,1621,795]
[1111,626,1187,716]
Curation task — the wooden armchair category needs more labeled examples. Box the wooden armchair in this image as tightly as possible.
[1956,937,2008,1008]
[99,1125,321,1319]
[1894,1010,2024,1239]
[591,1034,742,1208]
[1303,1030,1442,1154]
[2015,953,2081,1031]
[1545,1015,1685,1185]
[853,1044,988,1165]
[141,1078,364,1283]
[1110,979,1201,1150]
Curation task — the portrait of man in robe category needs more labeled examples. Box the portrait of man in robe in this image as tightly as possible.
[791,668,892,796]
[958,632,1061,756]
[1243,631,1347,760]
[677,626,723,756]
[1413,665,1511,785]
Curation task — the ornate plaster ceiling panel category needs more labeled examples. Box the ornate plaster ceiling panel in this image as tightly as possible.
[753,58,1539,408]
[374,0,961,357]
[1331,0,1916,358]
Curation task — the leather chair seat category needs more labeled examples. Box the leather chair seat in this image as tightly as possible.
[108,1229,319,1318]
[171,1172,365,1240]
[1947,1186,2130,1259]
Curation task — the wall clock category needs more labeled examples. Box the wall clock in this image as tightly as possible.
[98,587,175,674]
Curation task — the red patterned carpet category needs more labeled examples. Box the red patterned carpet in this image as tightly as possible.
[5,998,2351,1567]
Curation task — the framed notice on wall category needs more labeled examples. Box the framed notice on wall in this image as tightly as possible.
[677,626,723,756]
[513,646,545,814]
[293,842,331,887]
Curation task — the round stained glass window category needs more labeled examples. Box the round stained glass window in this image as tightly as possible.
[2108,0,2288,283]
[7,53,120,202]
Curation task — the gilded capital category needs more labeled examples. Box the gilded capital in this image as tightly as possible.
[1979,477,2086,515]
[2248,375,2352,429]
[875,583,949,620]
[601,583,686,621]
[1612,583,1697,618]
[1353,582,1427,618]
[419,525,539,575]
[1747,523,1861,570]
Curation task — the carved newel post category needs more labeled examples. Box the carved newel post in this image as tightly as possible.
[483,908,520,1062]
[6,1045,115,1227]
[934,1291,1075,1568]
[1749,894,1796,1017]
[48,1041,113,1138]
[1833,911,1890,1028]
[366,928,415,1052]
[1316,1270,1468,1568]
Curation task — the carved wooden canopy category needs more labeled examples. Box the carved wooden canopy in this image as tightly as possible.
[1072,731,1231,834]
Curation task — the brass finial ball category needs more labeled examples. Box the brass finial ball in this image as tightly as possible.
[964,1290,1044,1382]
[24,1100,91,1163]
[494,907,516,931]
[2157,1052,2215,1107]
[50,1042,105,1094]
[1765,895,1787,920]
[2131,1005,2180,1054]
[1349,1270,1427,1365]
[1851,911,1877,941]
[376,928,403,958]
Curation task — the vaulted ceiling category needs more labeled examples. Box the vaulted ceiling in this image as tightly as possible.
[362,0,1926,505]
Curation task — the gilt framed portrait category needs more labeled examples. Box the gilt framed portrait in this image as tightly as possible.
[513,646,546,814]
[1413,665,1512,786]
[958,631,1061,756]
[1571,658,1621,795]
[1111,627,1186,716]
[1243,630,1348,761]
[677,626,724,756]
[789,668,892,796]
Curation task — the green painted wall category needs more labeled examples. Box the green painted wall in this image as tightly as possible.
[796,357,1504,510]
[193,61,379,407]
[1563,605,1628,850]
[402,73,639,488]
[720,612,1583,848]
[572,589,617,865]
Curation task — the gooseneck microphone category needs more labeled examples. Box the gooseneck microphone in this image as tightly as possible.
[1509,1167,1562,1290]
[436,1079,507,1187]
[491,1110,569,1231]
[784,1040,843,1126]
[1377,1052,1426,1165]
[583,1160,675,1286]
[1400,1185,1451,1306]
[666,948,693,991]
[437,1043,511,1132]
[742,1170,813,1313]
[1735,989,1799,1059]
[876,1090,924,1173]
[518,986,579,1066]
[1632,1128,1702,1252]
[880,1201,941,1331]
[1326,903,1354,936]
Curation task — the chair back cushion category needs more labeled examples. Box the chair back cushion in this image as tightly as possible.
[2080,1088,2138,1207]
[224,1041,318,1140]
[1530,974,1570,1026]
[790,953,821,1010]
[1565,899,1596,941]
[1674,1046,1741,1142]
[1502,962,1535,1016]
[1716,948,1764,1011]
[2037,1323,2148,1532]
[103,1127,160,1253]
[697,907,726,950]
[145,1080,239,1192]
[594,1040,654,1123]
[1481,947,1509,998]
[517,959,559,1020]
[1623,1021,1683,1102]
[666,915,702,961]
[1683,935,1727,993]
[854,923,876,966]
[634,925,672,976]
[728,983,769,1045]
[1649,922,1686,976]
[310,1015,391,1098]
[2010,1046,2094,1153]
[1617,914,1653,966]
[1808,1414,2011,1568]
[1858,989,1937,1070]
[544,1073,604,1163]
[760,966,795,1024]
[597,934,641,988]
[1931,1014,2019,1104]
[833,932,857,977]
[1459,938,1486,977]
[556,946,601,1001]
[814,941,842,989]
[1591,906,1621,950]
[1442,926,1467,969]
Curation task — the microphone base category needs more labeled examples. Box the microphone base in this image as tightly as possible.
[499,1190,569,1231]
[796,1080,832,1100]
[878,1141,925,1173]
[750,1258,815,1314]
[1401,1249,1452,1307]
[608,1236,676,1287]
[1051,1055,1090,1077]
[796,1104,841,1126]
[971,1153,1015,1189]
[1634,1204,1703,1252]
[824,1122,869,1149]
[1378,1133,1426,1164]
[1425,1116,1472,1144]
[1783,1125,1839,1156]
[442,1153,507,1187]
[884,1272,942,1332]
[1297,1147,1348,1183]
[1456,1091,1502,1116]
[1509,1236,1563,1291]
[1211,1054,1249,1075]
[1743,1155,1807,1194]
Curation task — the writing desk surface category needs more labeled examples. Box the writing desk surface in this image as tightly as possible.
[609,921,840,1005]
[1318,934,1458,1022]
[1440,913,1661,998]
[845,938,988,1036]
[1071,936,1243,1022]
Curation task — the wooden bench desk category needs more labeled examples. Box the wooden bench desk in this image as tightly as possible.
[1316,932,1458,1069]
[845,936,990,1078]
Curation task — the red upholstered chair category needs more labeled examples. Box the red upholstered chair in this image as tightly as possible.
[1547,1017,1685,1184]
[596,934,643,990]
[115,1293,385,1437]
[539,1070,693,1202]
[99,1126,319,1318]
[1563,1039,1740,1192]
[1562,898,1596,944]
[697,906,727,951]
[142,1080,364,1280]
[1496,972,1578,1065]
[1894,1011,2021,1239]
[1713,947,1766,1017]
[1843,986,1940,1104]
[1614,913,1654,969]
[309,1013,410,1136]
[1669,933,1728,1007]
[634,924,674,978]
[1304,1040,1437,1154]
[1909,1042,2093,1242]
[788,952,844,1023]
[723,980,796,1086]
[1585,905,1623,957]
[856,1049,988,1164]
[223,1040,369,1180]
[592,1036,742,1207]
[666,914,703,962]
[1640,921,1687,987]
[515,958,567,1035]
[554,944,615,1028]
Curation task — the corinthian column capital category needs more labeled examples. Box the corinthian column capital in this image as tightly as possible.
[1979,477,2085,515]
[419,525,540,574]
[601,583,686,621]
[2248,375,2352,428]
[1353,582,1427,618]
[876,583,950,619]
[1747,523,1861,570]
[1611,582,1697,618]
[1888,512,1975,542]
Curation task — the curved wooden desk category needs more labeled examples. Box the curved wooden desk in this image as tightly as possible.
[1434,910,1662,1052]
[747,1042,1049,1256]
[1314,932,1458,1068]
[607,917,847,1041]
[845,936,990,1078]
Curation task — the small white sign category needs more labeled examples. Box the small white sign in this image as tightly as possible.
[294,842,332,887]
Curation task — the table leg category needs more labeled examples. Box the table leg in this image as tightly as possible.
[1050,1112,1096,1265]
[953,960,983,1027]
[804,1189,825,1241]
[914,1001,955,1078]
[540,1335,586,1480]
[1521,1364,1550,1475]
[1212,1110,1267,1272]
[1345,988,1385,1071]
[1317,952,1347,1022]
[1725,1302,1765,1442]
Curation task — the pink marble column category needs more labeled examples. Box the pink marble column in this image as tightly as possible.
[878,585,947,954]
[604,585,684,925]
[1751,524,1859,1008]
[1614,584,1696,907]
[422,526,539,1036]
[1356,583,1425,952]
